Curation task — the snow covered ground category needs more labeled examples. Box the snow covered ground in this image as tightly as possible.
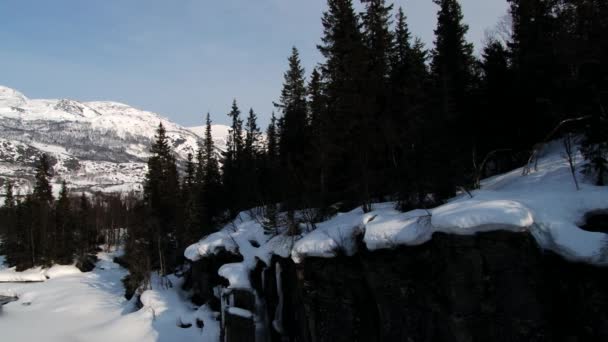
[0,249,219,342]
[186,141,608,292]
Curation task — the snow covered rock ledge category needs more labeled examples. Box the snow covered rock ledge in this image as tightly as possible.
[431,199,533,232]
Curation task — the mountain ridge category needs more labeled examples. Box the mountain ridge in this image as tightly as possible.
[0,85,230,198]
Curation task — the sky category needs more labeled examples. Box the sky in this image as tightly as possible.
[0,0,509,127]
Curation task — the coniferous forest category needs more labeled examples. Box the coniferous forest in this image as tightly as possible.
[1,0,607,293]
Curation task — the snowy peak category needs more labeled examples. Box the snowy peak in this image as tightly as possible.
[0,85,231,196]
[54,99,102,118]
[0,85,28,108]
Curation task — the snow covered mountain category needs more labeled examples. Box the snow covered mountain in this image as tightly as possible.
[0,85,230,197]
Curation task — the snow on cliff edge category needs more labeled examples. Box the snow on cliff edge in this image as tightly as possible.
[186,141,608,289]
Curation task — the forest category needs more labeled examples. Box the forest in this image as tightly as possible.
[1,0,607,294]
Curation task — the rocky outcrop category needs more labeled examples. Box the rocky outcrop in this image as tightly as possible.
[190,230,608,342]
[184,249,243,308]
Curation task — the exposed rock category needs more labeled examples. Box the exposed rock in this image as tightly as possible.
[75,254,99,272]
[193,230,608,342]
[184,249,243,308]
[223,307,256,342]
[266,231,608,342]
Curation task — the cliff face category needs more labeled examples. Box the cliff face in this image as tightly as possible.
[190,230,608,342]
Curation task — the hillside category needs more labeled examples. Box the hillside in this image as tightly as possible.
[0,85,230,197]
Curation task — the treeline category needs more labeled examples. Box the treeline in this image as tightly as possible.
[1,0,607,289]
[0,154,131,270]
[124,0,608,287]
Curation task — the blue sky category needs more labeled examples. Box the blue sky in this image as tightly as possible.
[0,0,508,127]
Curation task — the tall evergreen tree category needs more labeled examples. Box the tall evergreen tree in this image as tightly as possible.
[55,181,75,264]
[277,47,310,229]
[429,0,476,198]
[201,113,223,226]
[222,100,245,217]
[361,0,394,202]
[181,153,201,251]
[308,68,330,214]
[318,0,368,209]
[474,39,519,178]
[0,180,16,264]
[33,154,53,203]
[388,7,432,208]
[243,108,262,208]
[31,154,54,266]
[143,123,181,276]
[261,112,280,207]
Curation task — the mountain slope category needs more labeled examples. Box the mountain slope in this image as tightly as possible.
[0,85,230,198]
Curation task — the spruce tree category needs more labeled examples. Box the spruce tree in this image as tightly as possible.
[33,154,54,203]
[55,181,74,264]
[308,68,329,214]
[222,100,245,217]
[31,154,55,266]
[76,193,93,260]
[262,112,280,206]
[360,0,394,202]
[507,0,564,147]
[429,0,476,198]
[183,153,196,190]
[277,47,310,230]
[0,181,16,264]
[318,0,369,210]
[243,108,262,208]
[475,39,517,177]
[143,123,181,275]
[388,7,431,208]
[181,153,201,250]
[201,113,223,227]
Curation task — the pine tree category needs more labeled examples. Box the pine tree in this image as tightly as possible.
[222,100,245,217]
[183,153,196,190]
[360,0,394,203]
[31,154,55,266]
[389,7,411,76]
[431,0,475,121]
[33,154,54,203]
[507,0,563,146]
[361,0,393,77]
[308,68,329,214]
[181,153,201,250]
[55,181,75,264]
[245,108,261,158]
[318,0,369,210]
[429,0,476,198]
[277,47,310,230]
[475,39,518,178]
[261,112,280,206]
[201,113,223,227]
[388,7,432,208]
[0,180,16,264]
[76,193,94,260]
[142,123,181,275]
[243,108,262,208]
